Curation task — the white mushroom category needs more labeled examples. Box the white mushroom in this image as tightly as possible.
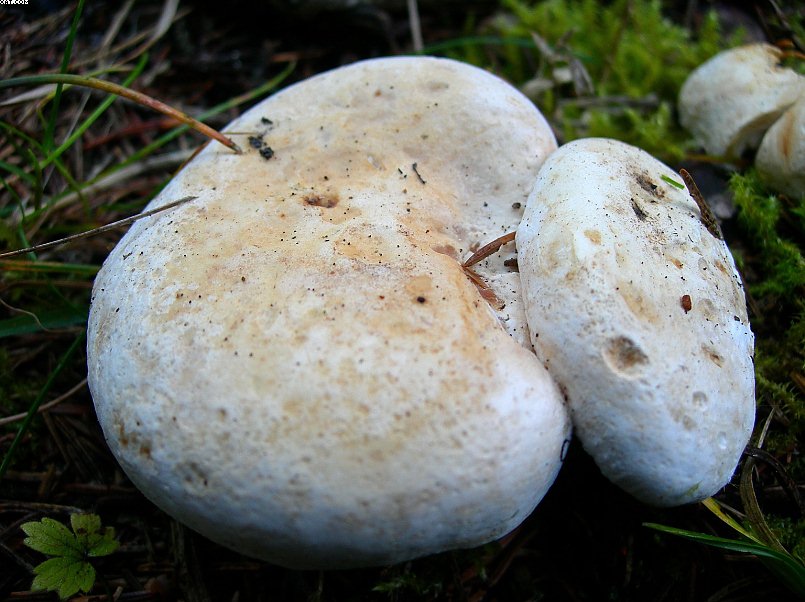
[516,138,755,507]
[87,57,569,569]
[756,94,805,198]
[678,43,805,159]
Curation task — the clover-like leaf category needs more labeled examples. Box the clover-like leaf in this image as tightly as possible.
[32,557,74,591]
[71,513,101,538]
[59,560,95,599]
[22,518,82,558]
[31,556,95,599]
[22,514,117,599]
[88,526,119,557]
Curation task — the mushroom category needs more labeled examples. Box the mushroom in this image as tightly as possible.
[756,94,805,198]
[516,138,755,506]
[87,57,570,569]
[678,43,805,160]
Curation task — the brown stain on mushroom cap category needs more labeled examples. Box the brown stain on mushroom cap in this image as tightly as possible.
[304,192,339,208]
[602,336,649,376]
[616,279,661,325]
[583,229,601,244]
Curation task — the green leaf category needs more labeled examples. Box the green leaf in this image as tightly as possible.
[22,514,115,598]
[71,513,101,537]
[59,560,95,599]
[645,523,805,597]
[87,526,119,557]
[32,557,70,590]
[31,556,95,599]
[75,561,96,594]
[660,174,685,190]
[702,497,762,543]
[22,518,82,558]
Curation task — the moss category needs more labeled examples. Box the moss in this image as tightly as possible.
[767,516,805,564]
[730,170,805,479]
[444,0,743,162]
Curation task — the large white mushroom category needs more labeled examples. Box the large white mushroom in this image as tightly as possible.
[678,43,805,160]
[516,138,755,506]
[87,57,569,568]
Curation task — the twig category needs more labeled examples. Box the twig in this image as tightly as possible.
[0,378,88,426]
[407,0,424,53]
[0,541,34,573]
[0,501,85,515]
[462,231,516,268]
[0,297,52,332]
[0,195,197,258]
[679,168,723,240]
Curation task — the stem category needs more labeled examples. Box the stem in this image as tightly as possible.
[1,74,241,154]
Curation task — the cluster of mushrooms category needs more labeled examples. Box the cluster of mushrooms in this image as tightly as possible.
[87,56,755,569]
[679,42,805,197]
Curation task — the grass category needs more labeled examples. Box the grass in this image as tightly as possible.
[1,0,804,600]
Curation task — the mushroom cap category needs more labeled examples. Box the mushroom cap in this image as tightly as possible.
[756,94,805,198]
[516,138,755,507]
[678,43,805,159]
[87,56,569,569]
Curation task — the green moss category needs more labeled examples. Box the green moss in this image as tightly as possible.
[730,170,805,477]
[766,516,805,565]
[443,0,743,162]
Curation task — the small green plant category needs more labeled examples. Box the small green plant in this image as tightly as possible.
[435,0,744,163]
[646,498,805,597]
[22,514,119,599]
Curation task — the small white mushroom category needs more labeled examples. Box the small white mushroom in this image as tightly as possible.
[87,57,569,569]
[516,138,755,507]
[756,94,805,198]
[678,43,805,159]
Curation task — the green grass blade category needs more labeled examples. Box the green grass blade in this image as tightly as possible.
[645,523,805,596]
[0,158,38,187]
[0,331,86,480]
[0,122,44,209]
[0,121,87,219]
[0,259,99,276]
[702,497,762,544]
[0,305,89,338]
[43,0,86,152]
[741,457,789,554]
[39,53,148,170]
